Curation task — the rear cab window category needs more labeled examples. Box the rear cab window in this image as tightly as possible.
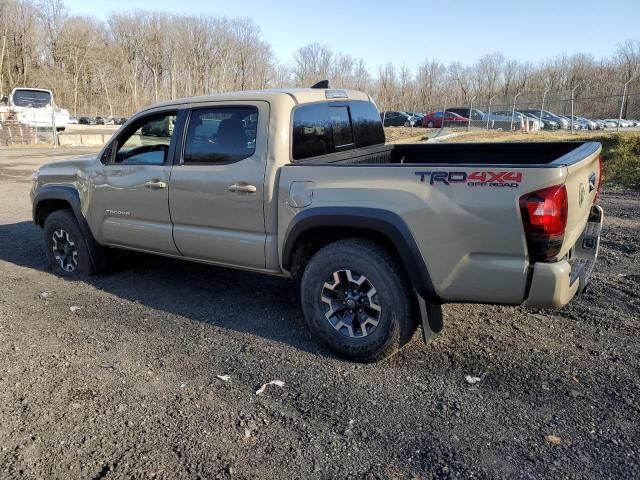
[292,101,384,161]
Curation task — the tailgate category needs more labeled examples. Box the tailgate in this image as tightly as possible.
[557,142,602,258]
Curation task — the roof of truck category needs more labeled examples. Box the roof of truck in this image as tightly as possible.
[139,88,372,113]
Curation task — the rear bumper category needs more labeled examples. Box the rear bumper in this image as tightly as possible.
[525,205,604,309]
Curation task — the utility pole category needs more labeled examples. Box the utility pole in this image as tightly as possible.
[510,92,521,131]
[539,88,550,135]
[618,75,636,132]
[486,95,497,130]
[467,95,476,130]
[570,84,580,134]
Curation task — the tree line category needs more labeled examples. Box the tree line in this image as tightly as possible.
[1,0,639,118]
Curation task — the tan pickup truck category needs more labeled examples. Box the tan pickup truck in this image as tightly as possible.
[30,86,604,362]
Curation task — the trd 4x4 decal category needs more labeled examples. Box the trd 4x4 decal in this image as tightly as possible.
[415,171,523,188]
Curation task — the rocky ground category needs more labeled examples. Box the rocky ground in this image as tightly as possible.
[0,148,638,479]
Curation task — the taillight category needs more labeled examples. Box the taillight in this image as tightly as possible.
[519,185,568,261]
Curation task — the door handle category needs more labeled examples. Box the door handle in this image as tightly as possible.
[144,180,167,189]
[228,183,257,194]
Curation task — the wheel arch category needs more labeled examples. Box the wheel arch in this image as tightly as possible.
[33,185,105,270]
[33,185,83,227]
[282,207,441,304]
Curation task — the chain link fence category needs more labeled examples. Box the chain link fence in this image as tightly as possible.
[3,89,640,146]
[394,89,640,134]
[0,107,59,146]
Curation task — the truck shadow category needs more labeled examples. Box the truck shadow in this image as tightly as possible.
[0,221,326,357]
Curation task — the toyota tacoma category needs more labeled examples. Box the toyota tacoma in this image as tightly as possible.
[31,85,604,362]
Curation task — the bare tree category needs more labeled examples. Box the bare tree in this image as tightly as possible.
[1,2,637,120]
[38,0,67,66]
[292,43,333,87]
[57,16,97,115]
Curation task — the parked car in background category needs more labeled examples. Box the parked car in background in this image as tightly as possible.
[103,117,115,126]
[115,117,128,125]
[519,111,560,130]
[423,111,468,128]
[564,115,599,130]
[78,117,91,125]
[598,119,617,128]
[405,112,424,126]
[491,110,543,131]
[519,110,570,129]
[68,117,79,125]
[446,107,521,130]
[380,111,416,127]
[558,116,585,130]
[445,107,484,121]
[95,116,105,125]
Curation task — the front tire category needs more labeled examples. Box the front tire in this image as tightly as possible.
[43,210,97,277]
[300,239,417,362]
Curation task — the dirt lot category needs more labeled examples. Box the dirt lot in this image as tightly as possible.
[0,147,639,479]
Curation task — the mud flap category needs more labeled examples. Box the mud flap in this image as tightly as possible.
[570,205,604,294]
[416,294,443,343]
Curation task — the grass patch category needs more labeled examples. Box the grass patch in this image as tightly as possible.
[384,127,429,144]
[441,130,640,188]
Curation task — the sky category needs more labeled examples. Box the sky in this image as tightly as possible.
[63,0,640,72]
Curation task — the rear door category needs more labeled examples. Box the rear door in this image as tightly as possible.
[169,102,268,268]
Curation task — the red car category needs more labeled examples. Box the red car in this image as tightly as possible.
[422,111,469,128]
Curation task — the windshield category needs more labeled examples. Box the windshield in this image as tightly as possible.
[12,90,52,108]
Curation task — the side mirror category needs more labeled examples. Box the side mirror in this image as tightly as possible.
[101,143,114,164]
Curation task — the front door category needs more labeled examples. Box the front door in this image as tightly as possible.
[169,102,268,269]
[88,110,181,254]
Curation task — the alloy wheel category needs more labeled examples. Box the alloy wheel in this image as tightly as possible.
[51,229,78,272]
[320,269,382,338]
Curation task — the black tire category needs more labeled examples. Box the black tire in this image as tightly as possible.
[43,209,102,277]
[426,121,435,128]
[300,238,417,362]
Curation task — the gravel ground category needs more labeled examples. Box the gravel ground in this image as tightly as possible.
[0,148,638,479]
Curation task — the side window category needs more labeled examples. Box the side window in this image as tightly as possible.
[330,106,354,149]
[113,113,176,165]
[183,107,257,164]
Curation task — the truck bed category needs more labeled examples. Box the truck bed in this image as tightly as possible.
[294,141,599,167]
[279,140,602,306]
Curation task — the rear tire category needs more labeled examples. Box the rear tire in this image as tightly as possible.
[43,209,105,277]
[300,239,417,362]
[427,121,435,128]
